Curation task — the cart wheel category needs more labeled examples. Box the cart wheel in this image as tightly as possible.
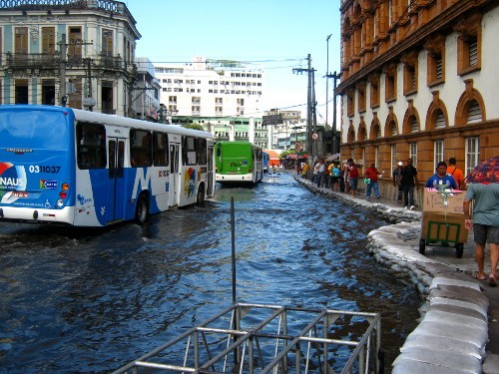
[455,243,464,258]
[419,239,426,255]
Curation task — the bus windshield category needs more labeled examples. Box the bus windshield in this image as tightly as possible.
[0,110,69,150]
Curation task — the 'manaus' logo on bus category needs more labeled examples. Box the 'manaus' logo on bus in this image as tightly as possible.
[0,162,26,190]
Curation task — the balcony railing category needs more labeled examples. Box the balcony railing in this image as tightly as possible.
[5,52,132,73]
[0,0,136,25]
[6,52,59,68]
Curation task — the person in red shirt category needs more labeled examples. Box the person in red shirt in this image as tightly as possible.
[364,163,381,200]
[347,158,359,197]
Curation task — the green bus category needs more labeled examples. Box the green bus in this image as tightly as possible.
[215,141,264,184]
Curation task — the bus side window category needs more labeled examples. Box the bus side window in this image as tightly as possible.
[196,138,207,165]
[130,129,152,167]
[153,132,169,166]
[77,122,106,169]
[183,136,197,165]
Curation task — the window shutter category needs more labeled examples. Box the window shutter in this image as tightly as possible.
[469,41,478,66]
[467,100,482,124]
[391,122,398,136]
[435,110,446,128]
[436,57,443,80]
[410,116,419,132]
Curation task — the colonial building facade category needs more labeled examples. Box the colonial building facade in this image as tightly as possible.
[0,0,140,116]
[337,0,499,200]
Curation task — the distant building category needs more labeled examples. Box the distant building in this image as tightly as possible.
[263,109,306,151]
[337,0,499,199]
[155,57,266,145]
[133,58,160,121]
[0,0,140,116]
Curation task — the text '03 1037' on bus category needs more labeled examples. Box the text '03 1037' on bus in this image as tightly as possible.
[215,141,264,185]
[0,105,216,227]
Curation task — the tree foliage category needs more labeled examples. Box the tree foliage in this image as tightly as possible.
[182,123,205,131]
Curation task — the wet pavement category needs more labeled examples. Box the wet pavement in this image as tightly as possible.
[298,176,499,373]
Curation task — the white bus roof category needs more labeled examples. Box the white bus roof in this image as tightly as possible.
[72,108,213,139]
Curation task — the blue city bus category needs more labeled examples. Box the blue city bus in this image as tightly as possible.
[0,105,215,227]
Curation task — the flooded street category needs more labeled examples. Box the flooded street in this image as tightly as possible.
[0,172,420,373]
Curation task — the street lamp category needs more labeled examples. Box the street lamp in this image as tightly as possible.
[326,34,332,128]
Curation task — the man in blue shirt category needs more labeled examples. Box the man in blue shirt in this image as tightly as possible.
[425,161,457,189]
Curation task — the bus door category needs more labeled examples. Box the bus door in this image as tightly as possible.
[107,138,126,222]
[169,143,180,207]
[207,145,215,197]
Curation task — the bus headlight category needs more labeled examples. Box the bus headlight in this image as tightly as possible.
[56,199,64,208]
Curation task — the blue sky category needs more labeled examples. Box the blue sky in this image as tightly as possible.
[124,0,342,120]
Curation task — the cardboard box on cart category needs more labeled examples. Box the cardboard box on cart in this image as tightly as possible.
[421,188,469,244]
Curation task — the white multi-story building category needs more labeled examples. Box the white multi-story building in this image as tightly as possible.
[154,57,263,120]
[0,0,140,116]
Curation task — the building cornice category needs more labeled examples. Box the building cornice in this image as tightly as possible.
[337,0,495,95]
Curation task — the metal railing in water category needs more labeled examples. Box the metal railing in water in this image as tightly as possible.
[112,302,381,374]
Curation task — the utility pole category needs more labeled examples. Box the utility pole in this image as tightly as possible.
[86,58,94,111]
[60,34,67,107]
[326,71,342,154]
[325,34,332,128]
[293,54,317,160]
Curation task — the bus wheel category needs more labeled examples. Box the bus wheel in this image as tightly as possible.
[135,195,148,225]
[196,186,205,206]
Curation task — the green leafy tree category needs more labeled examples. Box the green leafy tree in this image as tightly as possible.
[182,123,205,131]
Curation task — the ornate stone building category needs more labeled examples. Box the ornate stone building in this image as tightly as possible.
[337,0,499,201]
[0,0,140,116]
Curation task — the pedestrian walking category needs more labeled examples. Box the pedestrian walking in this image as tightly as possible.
[401,158,418,210]
[330,162,341,192]
[393,161,403,203]
[347,158,359,197]
[364,163,381,200]
[463,156,499,286]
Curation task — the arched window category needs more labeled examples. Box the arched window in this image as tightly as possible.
[347,125,356,143]
[467,99,482,124]
[410,116,419,133]
[358,125,367,141]
[390,121,398,136]
[435,109,446,128]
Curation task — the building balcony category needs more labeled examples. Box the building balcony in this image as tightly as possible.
[5,52,59,69]
[4,52,131,74]
[0,0,136,26]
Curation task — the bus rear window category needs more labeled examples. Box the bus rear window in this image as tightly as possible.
[76,122,106,169]
[0,110,69,150]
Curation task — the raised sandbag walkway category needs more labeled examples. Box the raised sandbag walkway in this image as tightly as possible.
[295,176,499,373]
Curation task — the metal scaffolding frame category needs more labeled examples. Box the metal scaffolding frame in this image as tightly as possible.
[112,302,381,374]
